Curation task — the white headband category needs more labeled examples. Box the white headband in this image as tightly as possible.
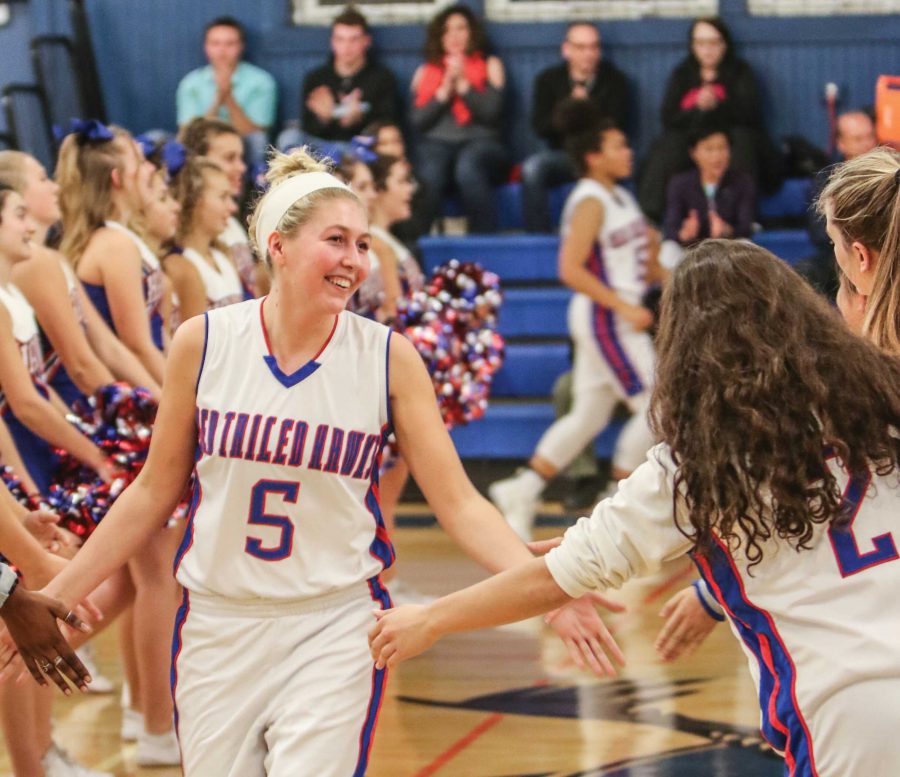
[254,171,352,256]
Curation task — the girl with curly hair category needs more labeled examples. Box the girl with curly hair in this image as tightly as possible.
[371,239,900,776]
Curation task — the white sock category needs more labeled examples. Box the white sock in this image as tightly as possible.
[518,468,546,500]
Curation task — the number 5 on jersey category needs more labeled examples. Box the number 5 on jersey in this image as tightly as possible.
[245,480,298,561]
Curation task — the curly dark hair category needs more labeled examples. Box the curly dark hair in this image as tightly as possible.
[423,4,487,63]
[553,98,617,175]
[651,240,900,566]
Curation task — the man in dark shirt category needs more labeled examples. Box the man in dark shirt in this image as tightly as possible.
[302,8,397,141]
[522,23,630,232]
[283,8,398,154]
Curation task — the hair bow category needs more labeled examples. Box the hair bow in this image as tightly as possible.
[53,118,114,145]
[348,134,379,164]
[134,133,156,159]
[161,141,187,180]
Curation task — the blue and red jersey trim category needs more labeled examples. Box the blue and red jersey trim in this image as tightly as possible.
[586,242,644,397]
[692,538,818,776]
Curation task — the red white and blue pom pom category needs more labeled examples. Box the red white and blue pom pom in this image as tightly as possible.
[0,466,39,510]
[394,260,504,429]
[51,383,158,537]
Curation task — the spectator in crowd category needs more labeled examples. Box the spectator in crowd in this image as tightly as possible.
[799,110,878,296]
[660,123,755,267]
[288,7,398,156]
[176,16,277,169]
[410,4,510,234]
[637,17,770,224]
[522,22,630,233]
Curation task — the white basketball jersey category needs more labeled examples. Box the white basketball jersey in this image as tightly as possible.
[180,247,245,310]
[561,179,650,307]
[0,283,44,380]
[547,444,900,775]
[175,299,394,601]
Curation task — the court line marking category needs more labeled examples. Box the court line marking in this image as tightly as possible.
[413,712,505,776]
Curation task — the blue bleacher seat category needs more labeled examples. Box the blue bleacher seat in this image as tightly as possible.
[753,229,815,265]
[499,287,571,339]
[758,177,812,222]
[441,182,524,232]
[419,234,559,282]
[450,402,623,459]
[492,342,569,398]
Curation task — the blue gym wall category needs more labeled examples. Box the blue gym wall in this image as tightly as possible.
[4,0,900,161]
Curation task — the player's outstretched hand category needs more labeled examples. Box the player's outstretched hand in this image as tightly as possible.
[527,536,563,555]
[0,587,92,694]
[546,594,626,677]
[368,605,436,670]
[654,586,718,662]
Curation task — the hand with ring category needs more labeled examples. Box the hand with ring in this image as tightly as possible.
[0,587,92,694]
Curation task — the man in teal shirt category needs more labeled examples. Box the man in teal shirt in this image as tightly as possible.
[176,16,277,166]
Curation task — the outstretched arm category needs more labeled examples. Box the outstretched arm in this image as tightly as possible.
[389,333,624,673]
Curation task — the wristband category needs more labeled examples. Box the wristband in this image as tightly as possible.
[692,579,725,622]
[0,563,19,610]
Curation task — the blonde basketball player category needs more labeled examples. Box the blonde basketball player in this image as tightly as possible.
[14,147,621,776]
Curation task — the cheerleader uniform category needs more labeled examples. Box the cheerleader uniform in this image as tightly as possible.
[219,216,258,300]
[180,246,246,311]
[0,283,55,493]
[41,260,88,408]
[81,220,165,350]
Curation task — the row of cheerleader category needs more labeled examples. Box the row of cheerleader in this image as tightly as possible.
[0,115,502,776]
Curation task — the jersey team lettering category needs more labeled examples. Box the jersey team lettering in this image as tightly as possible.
[196,405,383,480]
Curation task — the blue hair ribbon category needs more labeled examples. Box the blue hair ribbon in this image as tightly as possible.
[53,118,114,145]
[161,140,187,180]
[348,134,379,164]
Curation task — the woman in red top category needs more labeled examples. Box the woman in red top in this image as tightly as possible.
[410,4,509,233]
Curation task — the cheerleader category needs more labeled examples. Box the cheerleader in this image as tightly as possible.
[0,183,112,777]
[163,157,245,319]
[55,122,182,766]
[177,117,268,297]
[489,102,663,540]
[0,150,161,408]
[56,121,165,384]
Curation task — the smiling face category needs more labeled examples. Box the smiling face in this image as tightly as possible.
[206,131,247,197]
[373,125,405,159]
[271,195,370,315]
[690,132,730,182]
[375,160,414,224]
[331,22,369,73]
[195,168,236,238]
[691,21,727,71]
[562,24,601,80]
[348,162,377,213]
[0,191,34,263]
[143,171,181,243]
[204,24,243,70]
[21,156,61,227]
[441,13,471,57]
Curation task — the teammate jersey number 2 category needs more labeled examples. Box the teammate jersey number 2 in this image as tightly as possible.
[245,479,299,561]
[829,471,899,577]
